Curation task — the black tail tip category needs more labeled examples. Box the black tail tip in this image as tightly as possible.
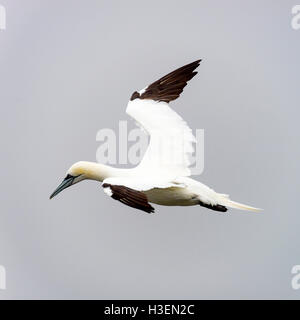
[199,201,227,212]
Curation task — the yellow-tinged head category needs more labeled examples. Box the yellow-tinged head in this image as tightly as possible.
[68,161,99,178]
[50,161,112,199]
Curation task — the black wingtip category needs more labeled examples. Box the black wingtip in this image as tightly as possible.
[149,206,155,214]
[190,59,202,65]
[135,59,203,103]
[145,204,155,214]
[180,59,202,70]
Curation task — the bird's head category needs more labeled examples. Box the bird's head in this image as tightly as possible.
[49,161,93,199]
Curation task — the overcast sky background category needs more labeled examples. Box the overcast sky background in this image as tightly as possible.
[0,0,299,299]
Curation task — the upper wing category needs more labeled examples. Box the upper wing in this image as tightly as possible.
[126,60,201,179]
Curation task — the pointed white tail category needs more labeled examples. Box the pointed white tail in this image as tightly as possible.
[218,195,262,212]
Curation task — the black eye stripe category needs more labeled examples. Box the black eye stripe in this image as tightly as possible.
[64,174,77,180]
[64,174,81,180]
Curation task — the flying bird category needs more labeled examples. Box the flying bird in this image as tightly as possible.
[50,60,261,214]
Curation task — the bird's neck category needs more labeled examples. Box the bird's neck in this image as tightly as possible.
[79,161,123,182]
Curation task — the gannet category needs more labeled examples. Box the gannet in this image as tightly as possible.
[50,60,261,214]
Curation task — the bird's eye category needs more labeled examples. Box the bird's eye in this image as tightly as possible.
[64,174,74,180]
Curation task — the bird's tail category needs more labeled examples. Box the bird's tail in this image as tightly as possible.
[217,194,262,212]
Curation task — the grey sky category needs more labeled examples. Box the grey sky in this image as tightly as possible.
[0,0,299,299]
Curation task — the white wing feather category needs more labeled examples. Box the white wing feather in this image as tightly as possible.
[126,98,196,180]
[102,177,184,192]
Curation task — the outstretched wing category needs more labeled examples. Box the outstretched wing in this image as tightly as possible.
[102,181,155,214]
[126,60,201,180]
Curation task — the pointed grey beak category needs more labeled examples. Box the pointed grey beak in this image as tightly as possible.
[50,175,74,199]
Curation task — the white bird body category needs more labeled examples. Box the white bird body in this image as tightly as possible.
[50,60,261,214]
